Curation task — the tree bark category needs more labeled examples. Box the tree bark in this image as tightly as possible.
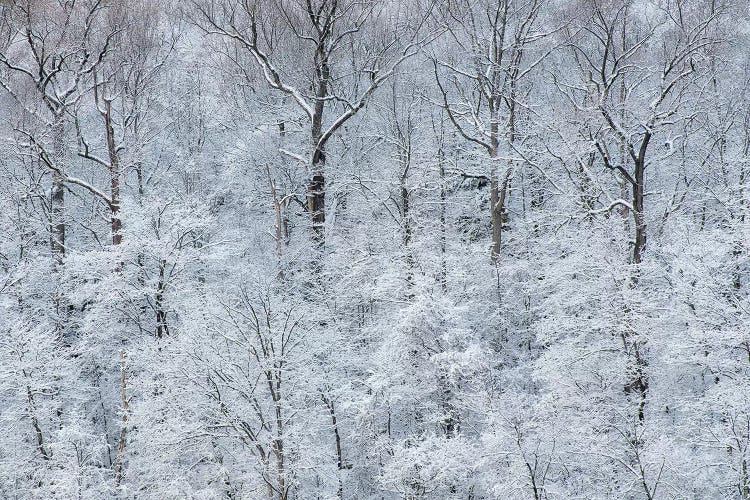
[50,120,66,260]
[322,393,345,499]
[24,375,49,461]
[156,259,169,338]
[400,153,414,293]
[489,122,502,261]
[308,37,331,245]
[308,150,326,243]
[439,145,448,292]
[114,351,129,486]
[632,132,651,265]
[491,157,512,263]
[103,99,122,246]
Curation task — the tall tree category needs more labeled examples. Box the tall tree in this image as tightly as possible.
[191,0,431,247]
[433,0,551,261]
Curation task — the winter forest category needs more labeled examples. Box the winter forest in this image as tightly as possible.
[2,0,750,498]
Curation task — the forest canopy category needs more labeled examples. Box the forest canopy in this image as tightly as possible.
[0,0,748,498]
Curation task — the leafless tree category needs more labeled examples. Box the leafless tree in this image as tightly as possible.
[191,0,435,248]
[0,0,116,259]
[432,0,552,262]
[567,0,724,266]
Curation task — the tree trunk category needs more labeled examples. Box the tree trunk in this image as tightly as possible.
[734,136,748,290]
[439,145,447,291]
[24,375,49,461]
[266,164,284,259]
[624,133,652,423]
[632,132,651,265]
[401,163,414,293]
[490,143,502,261]
[104,99,122,246]
[491,163,513,263]
[50,171,66,259]
[50,119,68,338]
[114,351,129,486]
[309,43,330,246]
[156,259,169,338]
[632,172,645,266]
[308,148,326,244]
[322,394,345,499]
[50,120,66,260]
[491,177,502,261]
[263,368,286,500]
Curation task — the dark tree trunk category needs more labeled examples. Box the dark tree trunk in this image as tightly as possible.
[401,159,414,293]
[491,164,512,263]
[156,259,169,338]
[308,41,330,246]
[103,100,122,246]
[490,140,502,262]
[50,171,66,259]
[491,173,502,261]
[439,146,448,292]
[321,393,345,499]
[50,121,66,260]
[627,132,652,422]
[308,149,326,243]
[632,132,651,265]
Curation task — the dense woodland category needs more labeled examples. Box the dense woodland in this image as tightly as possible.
[0,0,749,498]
